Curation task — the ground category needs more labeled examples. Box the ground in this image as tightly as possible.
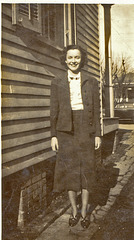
[91,173,134,240]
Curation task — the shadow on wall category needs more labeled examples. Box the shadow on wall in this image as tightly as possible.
[101,131,117,159]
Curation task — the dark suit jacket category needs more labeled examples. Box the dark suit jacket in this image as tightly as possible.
[50,70,101,137]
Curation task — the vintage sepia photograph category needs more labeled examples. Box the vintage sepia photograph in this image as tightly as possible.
[1,1,134,239]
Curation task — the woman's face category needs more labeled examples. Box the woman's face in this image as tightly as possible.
[65,49,82,73]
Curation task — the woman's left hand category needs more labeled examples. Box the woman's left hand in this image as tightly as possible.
[95,136,101,150]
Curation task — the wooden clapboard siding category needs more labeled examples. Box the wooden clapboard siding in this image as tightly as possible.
[2,83,50,96]
[2,42,62,70]
[84,66,100,78]
[77,32,99,60]
[2,57,54,77]
[2,131,51,150]
[2,4,12,17]
[2,4,16,31]
[2,32,27,47]
[77,14,99,42]
[2,97,50,107]
[2,43,41,63]
[77,5,98,34]
[2,120,50,135]
[3,140,51,164]
[2,16,16,32]
[86,4,98,24]
[1,4,63,177]
[76,4,100,78]
[89,4,98,13]
[2,71,52,86]
[2,151,55,178]
[77,23,99,49]
[2,109,50,121]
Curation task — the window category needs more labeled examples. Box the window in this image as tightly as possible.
[42,4,64,46]
[12,4,42,33]
[43,5,56,40]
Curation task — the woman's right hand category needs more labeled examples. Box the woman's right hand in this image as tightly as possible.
[51,137,59,152]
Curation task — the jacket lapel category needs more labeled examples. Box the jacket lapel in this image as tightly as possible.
[58,71,71,109]
[81,70,89,87]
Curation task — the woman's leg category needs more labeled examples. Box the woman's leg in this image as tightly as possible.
[68,190,77,217]
[81,189,89,218]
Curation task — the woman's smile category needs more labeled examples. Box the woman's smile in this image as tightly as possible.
[65,49,82,73]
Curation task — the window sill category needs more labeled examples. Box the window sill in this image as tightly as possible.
[35,34,63,52]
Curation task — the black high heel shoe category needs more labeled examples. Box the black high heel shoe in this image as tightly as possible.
[81,215,90,229]
[69,213,80,227]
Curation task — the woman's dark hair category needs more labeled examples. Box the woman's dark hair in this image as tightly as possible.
[60,45,87,69]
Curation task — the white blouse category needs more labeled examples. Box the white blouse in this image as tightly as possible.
[68,70,84,110]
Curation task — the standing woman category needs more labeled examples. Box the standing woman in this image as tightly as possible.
[50,45,101,229]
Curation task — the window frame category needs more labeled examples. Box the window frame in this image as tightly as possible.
[64,4,77,47]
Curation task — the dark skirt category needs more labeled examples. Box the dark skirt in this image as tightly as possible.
[53,110,96,193]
